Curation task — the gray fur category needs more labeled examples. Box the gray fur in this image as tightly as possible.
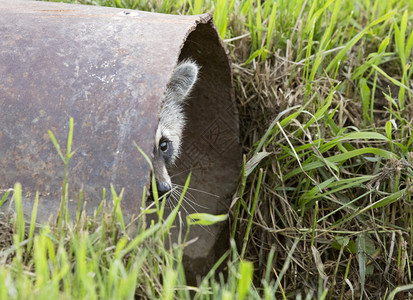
[152,60,199,196]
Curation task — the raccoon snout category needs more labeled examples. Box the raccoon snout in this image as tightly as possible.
[152,161,172,199]
[156,181,172,197]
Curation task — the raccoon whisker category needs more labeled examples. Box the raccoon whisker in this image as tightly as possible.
[171,186,209,209]
[181,192,209,210]
[168,169,188,178]
[169,192,194,216]
[169,188,200,214]
[169,186,189,203]
[172,184,219,198]
[170,189,189,207]
[169,164,205,176]
[179,196,201,215]
[171,185,202,200]
[167,202,175,209]
[169,189,182,203]
[170,164,212,178]
[169,169,194,179]
[168,191,214,235]
[168,200,175,210]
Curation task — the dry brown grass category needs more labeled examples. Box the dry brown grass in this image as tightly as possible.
[229,6,413,298]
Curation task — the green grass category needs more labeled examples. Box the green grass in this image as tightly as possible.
[2,0,413,299]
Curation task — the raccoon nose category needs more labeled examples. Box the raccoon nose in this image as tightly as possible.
[156,181,172,197]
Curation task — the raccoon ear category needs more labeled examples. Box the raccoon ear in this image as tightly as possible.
[167,60,199,102]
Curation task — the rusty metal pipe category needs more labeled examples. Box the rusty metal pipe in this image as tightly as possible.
[0,0,240,277]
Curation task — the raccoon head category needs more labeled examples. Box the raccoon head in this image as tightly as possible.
[152,60,199,198]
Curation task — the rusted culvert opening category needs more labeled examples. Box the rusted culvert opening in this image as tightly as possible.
[0,0,240,278]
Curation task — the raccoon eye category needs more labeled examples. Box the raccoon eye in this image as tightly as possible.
[159,138,169,152]
[160,141,168,152]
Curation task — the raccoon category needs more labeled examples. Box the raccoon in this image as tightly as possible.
[152,60,199,198]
